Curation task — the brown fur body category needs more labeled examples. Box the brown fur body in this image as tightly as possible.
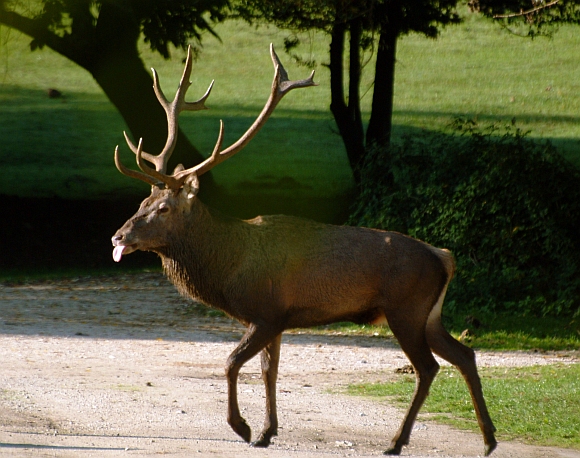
[162,201,450,330]
[113,188,496,455]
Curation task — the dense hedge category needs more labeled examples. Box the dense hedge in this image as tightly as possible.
[349,120,580,318]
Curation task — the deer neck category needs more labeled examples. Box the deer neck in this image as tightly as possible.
[158,198,246,310]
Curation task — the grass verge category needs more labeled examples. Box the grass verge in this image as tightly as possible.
[348,363,580,450]
[442,313,580,352]
[292,312,580,352]
[1,14,580,202]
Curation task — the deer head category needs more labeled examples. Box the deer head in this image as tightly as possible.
[111,45,316,262]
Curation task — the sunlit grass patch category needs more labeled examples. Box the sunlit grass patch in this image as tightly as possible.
[348,363,580,449]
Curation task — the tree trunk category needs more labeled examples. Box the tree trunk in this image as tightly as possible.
[366,24,398,148]
[0,0,215,192]
[329,21,365,185]
[89,2,214,189]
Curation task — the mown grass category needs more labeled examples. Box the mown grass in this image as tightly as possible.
[393,12,580,165]
[348,363,580,450]
[448,313,580,351]
[1,13,580,201]
[0,21,350,201]
[295,310,580,352]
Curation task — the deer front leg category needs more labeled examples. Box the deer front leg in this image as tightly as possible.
[385,359,439,455]
[225,323,280,444]
[252,333,282,447]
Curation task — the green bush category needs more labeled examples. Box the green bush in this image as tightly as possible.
[349,120,580,317]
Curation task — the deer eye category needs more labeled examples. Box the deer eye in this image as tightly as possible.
[158,203,169,214]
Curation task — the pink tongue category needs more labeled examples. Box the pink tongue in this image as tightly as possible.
[113,246,126,263]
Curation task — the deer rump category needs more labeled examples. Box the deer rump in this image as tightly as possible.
[111,45,497,456]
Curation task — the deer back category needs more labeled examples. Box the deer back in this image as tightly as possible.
[157,200,452,329]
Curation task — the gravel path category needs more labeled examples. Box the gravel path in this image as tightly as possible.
[1,273,578,457]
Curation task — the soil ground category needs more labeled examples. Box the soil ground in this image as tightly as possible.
[1,273,579,458]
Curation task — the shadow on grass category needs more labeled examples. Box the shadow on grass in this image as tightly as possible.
[1,188,356,276]
[1,85,354,274]
[393,111,580,166]
[442,311,580,352]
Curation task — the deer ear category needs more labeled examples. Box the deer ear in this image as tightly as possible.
[183,173,200,199]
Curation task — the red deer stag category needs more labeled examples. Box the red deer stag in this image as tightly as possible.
[111,45,497,456]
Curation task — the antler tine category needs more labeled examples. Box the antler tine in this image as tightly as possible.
[175,120,226,184]
[123,76,213,177]
[118,44,216,178]
[269,43,317,94]
[173,44,317,179]
[150,45,214,176]
[114,142,158,186]
[135,138,182,189]
[117,45,214,190]
[115,45,314,190]
[123,131,162,166]
[120,129,177,189]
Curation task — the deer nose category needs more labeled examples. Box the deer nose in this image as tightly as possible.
[112,235,124,245]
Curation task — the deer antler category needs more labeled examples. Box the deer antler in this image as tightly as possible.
[115,44,316,190]
[114,139,158,186]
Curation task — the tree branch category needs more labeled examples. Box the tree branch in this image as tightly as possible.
[366,24,398,148]
[328,21,366,184]
[348,18,362,128]
[493,0,559,18]
[0,6,63,52]
[0,4,95,69]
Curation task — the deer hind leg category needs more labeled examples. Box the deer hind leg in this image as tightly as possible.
[225,323,280,444]
[385,317,440,455]
[426,312,497,456]
[252,333,282,447]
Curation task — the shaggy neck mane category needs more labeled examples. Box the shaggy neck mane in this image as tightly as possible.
[157,199,246,312]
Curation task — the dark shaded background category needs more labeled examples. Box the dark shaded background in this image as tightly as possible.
[2,193,352,273]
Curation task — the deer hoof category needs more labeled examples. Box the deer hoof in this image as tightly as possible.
[484,439,498,456]
[230,418,252,443]
[383,445,402,455]
[251,435,272,448]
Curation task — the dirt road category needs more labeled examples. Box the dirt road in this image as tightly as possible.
[1,273,578,457]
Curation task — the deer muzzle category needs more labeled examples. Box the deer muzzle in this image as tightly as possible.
[111,235,137,262]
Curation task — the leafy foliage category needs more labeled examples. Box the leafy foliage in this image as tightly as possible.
[1,0,229,58]
[138,0,228,58]
[234,0,461,36]
[349,120,580,317]
[473,0,580,37]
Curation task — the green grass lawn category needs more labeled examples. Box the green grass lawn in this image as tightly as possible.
[1,13,580,201]
[296,311,580,352]
[348,363,580,450]
[393,13,580,164]
[0,21,350,201]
